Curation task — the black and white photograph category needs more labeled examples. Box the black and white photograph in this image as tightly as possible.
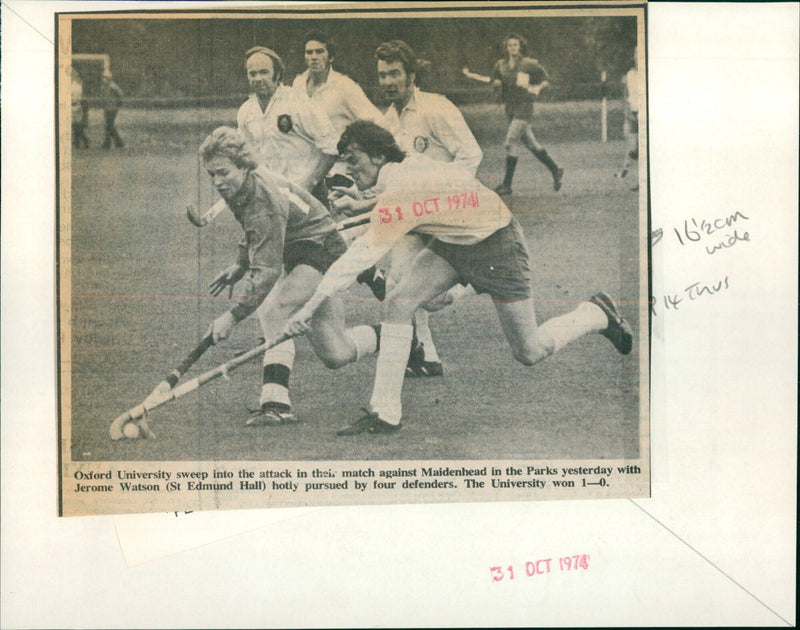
[3,1,797,626]
[57,3,649,516]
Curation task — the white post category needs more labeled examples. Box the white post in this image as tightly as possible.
[600,70,608,143]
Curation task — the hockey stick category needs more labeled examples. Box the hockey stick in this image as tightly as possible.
[109,332,295,440]
[187,197,228,227]
[164,333,214,388]
[134,333,215,421]
[337,216,370,231]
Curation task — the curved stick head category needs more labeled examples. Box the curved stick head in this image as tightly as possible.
[186,204,206,227]
[109,412,131,440]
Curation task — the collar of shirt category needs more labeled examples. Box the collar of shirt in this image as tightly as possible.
[399,87,419,115]
[386,87,420,119]
[298,67,345,94]
[245,85,292,118]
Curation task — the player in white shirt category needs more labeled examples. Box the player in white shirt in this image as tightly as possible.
[282,121,633,435]
[379,48,482,175]
[291,30,388,295]
[376,40,483,377]
[292,30,385,135]
[237,46,340,193]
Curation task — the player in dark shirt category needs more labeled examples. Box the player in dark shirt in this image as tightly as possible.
[150,126,379,427]
[464,33,563,194]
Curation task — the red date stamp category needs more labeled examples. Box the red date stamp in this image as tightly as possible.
[490,554,590,582]
[377,191,480,224]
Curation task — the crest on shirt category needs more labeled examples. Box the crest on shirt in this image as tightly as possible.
[277,114,293,134]
[413,135,430,153]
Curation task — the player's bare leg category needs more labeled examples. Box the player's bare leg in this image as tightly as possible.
[492,298,603,365]
[337,249,459,435]
[494,293,632,366]
[307,296,379,368]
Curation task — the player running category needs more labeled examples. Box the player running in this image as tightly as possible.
[463,33,563,195]
[150,126,381,426]
[233,45,393,420]
[282,120,632,435]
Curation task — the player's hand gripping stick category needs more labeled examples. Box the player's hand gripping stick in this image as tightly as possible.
[109,332,296,440]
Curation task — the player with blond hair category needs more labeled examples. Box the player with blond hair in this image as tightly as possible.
[156,126,380,426]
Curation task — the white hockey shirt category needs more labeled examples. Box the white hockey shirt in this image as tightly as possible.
[382,88,483,176]
[237,86,339,188]
[314,157,512,298]
[292,68,384,135]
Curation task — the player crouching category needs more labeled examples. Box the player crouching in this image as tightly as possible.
[148,126,383,427]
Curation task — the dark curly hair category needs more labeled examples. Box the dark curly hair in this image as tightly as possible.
[302,30,335,60]
[337,120,405,163]
[502,33,529,58]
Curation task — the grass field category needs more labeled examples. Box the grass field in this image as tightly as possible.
[66,100,643,462]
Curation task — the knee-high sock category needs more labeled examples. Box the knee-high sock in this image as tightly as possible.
[532,147,560,176]
[348,325,379,361]
[536,302,607,354]
[260,339,295,408]
[503,156,518,187]
[369,323,412,425]
[413,308,440,362]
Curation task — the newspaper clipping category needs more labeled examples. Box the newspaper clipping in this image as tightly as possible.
[58,2,649,516]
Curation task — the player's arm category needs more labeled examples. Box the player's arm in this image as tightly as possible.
[343,77,385,125]
[489,61,504,93]
[283,223,401,336]
[208,211,287,343]
[526,60,550,95]
[329,186,378,218]
[462,66,492,84]
[208,238,248,298]
[526,79,550,96]
[430,100,483,176]
[112,83,124,107]
[294,100,340,190]
[231,213,287,321]
[301,153,338,193]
